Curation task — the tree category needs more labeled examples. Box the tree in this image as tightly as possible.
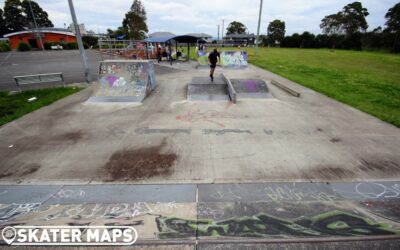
[3,0,25,32]
[320,2,368,37]
[122,0,148,40]
[0,8,8,37]
[300,32,315,48]
[385,2,400,52]
[341,1,369,36]
[226,21,247,35]
[107,26,128,39]
[320,14,343,35]
[267,20,285,46]
[21,0,54,29]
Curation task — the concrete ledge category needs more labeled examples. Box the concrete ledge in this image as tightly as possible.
[270,79,301,97]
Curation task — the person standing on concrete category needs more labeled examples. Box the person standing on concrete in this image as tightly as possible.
[208,49,220,82]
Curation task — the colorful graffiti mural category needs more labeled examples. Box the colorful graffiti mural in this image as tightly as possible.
[156,210,400,239]
[92,60,156,102]
[197,51,248,68]
[221,51,248,68]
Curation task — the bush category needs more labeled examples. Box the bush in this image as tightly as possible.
[64,42,78,50]
[0,42,11,52]
[43,42,59,50]
[17,42,31,51]
[82,36,98,47]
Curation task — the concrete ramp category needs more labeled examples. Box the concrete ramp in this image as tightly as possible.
[188,75,271,102]
[230,79,272,99]
[88,60,156,102]
[187,76,229,101]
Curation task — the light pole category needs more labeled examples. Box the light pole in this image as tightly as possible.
[217,25,220,42]
[222,19,225,47]
[27,0,44,51]
[68,0,92,83]
[255,0,264,58]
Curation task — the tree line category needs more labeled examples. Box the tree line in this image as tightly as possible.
[0,0,53,36]
[264,1,400,52]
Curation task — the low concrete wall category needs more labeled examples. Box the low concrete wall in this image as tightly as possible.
[197,51,248,69]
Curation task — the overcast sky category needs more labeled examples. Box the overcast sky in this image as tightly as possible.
[0,0,398,37]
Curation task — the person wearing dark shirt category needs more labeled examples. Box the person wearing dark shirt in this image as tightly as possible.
[208,49,220,82]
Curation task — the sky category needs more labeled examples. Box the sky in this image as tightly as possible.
[0,0,398,37]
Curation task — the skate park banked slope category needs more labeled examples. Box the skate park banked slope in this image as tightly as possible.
[88,60,156,103]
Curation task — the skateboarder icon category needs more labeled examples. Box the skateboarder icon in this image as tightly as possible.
[208,49,221,82]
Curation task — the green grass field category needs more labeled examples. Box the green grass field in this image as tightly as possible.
[0,87,83,127]
[194,47,399,127]
[246,48,400,127]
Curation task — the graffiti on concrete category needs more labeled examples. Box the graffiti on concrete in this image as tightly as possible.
[96,60,156,100]
[197,51,248,68]
[0,203,41,222]
[220,51,248,68]
[355,182,400,199]
[156,210,400,239]
[206,184,337,203]
[332,182,400,200]
[0,202,185,224]
[197,51,209,66]
[176,109,235,128]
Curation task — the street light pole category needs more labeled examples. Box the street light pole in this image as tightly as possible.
[222,19,225,47]
[68,0,92,83]
[28,0,44,51]
[255,0,264,58]
[217,25,220,42]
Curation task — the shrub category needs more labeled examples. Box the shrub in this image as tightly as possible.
[0,42,11,52]
[17,42,31,51]
[64,42,78,50]
[82,36,99,47]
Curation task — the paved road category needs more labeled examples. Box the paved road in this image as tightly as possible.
[0,50,106,91]
[0,50,182,91]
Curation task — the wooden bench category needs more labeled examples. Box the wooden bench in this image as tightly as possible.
[14,73,65,92]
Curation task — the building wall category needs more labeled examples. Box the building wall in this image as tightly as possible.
[8,32,77,49]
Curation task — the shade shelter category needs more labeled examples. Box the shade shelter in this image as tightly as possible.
[145,35,199,65]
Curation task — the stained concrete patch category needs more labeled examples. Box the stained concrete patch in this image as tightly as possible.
[104,139,177,181]
[330,138,342,143]
[0,164,40,179]
[358,159,400,174]
[135,127,191,135]
[203,129,252,135]
[53,131,83,143]
[302,166,356,180]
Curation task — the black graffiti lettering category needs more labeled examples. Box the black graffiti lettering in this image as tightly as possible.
[156,211,399,239]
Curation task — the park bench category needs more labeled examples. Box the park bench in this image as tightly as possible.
[14,73,65,92]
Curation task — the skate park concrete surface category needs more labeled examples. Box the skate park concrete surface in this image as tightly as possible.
[0,62,399,184]
[0,59,400,247]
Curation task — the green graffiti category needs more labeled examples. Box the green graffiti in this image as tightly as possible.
[156,210,400,239]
